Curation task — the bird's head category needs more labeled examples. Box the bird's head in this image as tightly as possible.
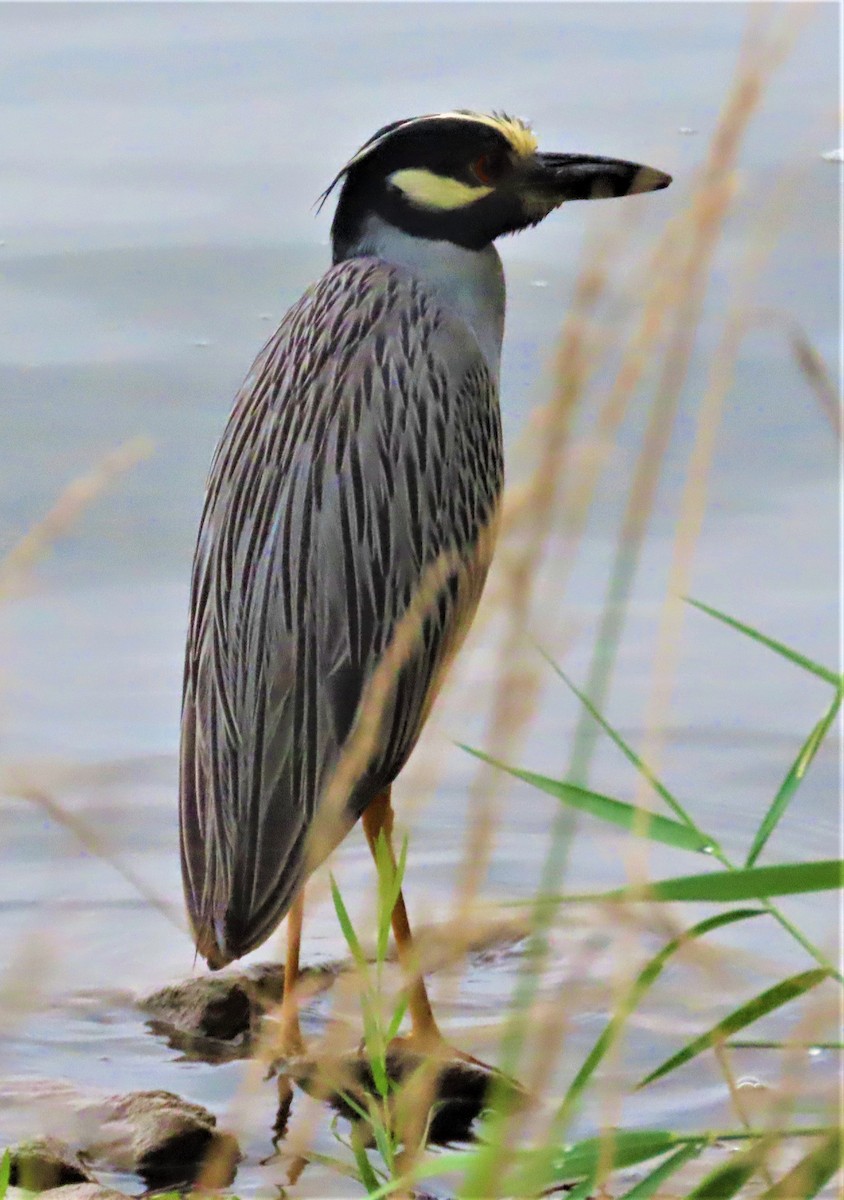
[322,110,671,261]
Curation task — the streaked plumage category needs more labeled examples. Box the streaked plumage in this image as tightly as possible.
[181,257,502,965]
[179,110,670,977]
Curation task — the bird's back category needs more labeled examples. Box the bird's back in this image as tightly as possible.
[179,257,503,967]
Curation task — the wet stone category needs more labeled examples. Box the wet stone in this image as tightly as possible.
[139,917,525,1059]
[1,1082,239,1192]
[285,1047,527,1146]
[91,1089,239,1189]
[8,1137,93,1191]
[140,962,339,1057]
[39,1186,128,1200]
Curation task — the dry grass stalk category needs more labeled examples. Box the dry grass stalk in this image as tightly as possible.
[3,779,185,933]
[748,308,841,440]
[626,20,809,863]
[432,16,818,1195]
[0,441,178,994]
[571,13,801,796]
[451,243,615,927]
[0,437,152,601]
[304,541,471,879]
[221,545,488,1181]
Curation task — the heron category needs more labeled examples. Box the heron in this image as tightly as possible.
[179,110,671,1056]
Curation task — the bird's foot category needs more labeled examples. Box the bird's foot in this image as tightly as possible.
[273,1004,305,1061]
[384,1031,481,1068]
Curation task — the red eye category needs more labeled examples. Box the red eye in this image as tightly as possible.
[472,152,505,186]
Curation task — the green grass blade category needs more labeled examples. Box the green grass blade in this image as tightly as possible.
[540,653,704,834]
[616,1140,705,1198]
[686,598,841,686]
[374,832,407,965]
[504,1130,684,1195]
[330,874,369,972]
[374,833,395,965]
[555,1129,685,1180]
[0,1151,9,1200]
[391,836,408,916]
[556,908,764,1126]
[304,1147,377,1184]
[369,1111,395,1174]
[727,1039,842,1050]
[541,651,840,980]
[349,1125,383,1194]
[386,994,408,1043]
[563,1178,597,1200]
[305,1146,381,1185]
[638,968,831,1087]
[684,1138,773,1198]
[760,1128,842,1198]
[746,691,842,866]
[356,989,390,1099]
[361,1002,389,1097]
[554,859,844,904]
[361,1151,478,1200]
[460,746,712,853]
[335,1087,375,1125]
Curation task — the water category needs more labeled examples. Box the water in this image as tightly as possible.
[0,4,838,1195]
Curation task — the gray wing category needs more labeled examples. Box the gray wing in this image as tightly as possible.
[179,258,503,967]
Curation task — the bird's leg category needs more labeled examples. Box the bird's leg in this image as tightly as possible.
[277,887,305,1057]
[362,788,443,1051]
[360,790,523,1157]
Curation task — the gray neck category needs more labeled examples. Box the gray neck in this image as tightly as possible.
[340,214,505,378]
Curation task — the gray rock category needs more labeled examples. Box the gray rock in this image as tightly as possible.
[90,1089,239,1189]
[8,1138,92,1191]
[287,1045,527,1146]
[38,1185,127,1200]
[140,918,525,1053]
[140,961,338,1053]
[0,1081,239,1191]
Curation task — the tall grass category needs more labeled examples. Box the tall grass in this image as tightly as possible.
[256,9,840,1197]
[300,604,840,1199]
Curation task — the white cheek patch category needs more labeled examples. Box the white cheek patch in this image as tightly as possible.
[389,168,493,211]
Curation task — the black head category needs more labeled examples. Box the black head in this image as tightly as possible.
[321,111,671,261]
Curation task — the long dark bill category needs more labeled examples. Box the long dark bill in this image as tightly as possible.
[536,152,672,201]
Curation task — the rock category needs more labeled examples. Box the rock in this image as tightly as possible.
[140,962,339,1056]
[142,974,257,1047]
[8,1138,92,1191]
[39,1186,128,1200]
[90,1090,239,1189]
[0,1080,239,1191]
[286,1046,527,1146]
[140,917,527,1057]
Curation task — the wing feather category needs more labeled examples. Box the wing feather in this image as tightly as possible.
[179,257,503,967]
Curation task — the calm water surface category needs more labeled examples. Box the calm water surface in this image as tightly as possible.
[0,4,838,1195]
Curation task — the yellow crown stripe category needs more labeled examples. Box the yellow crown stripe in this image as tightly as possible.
[438,111,538,158]
[343,112,538,175]
[389,168,493,211]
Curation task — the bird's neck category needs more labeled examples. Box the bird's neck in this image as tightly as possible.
[334,214,506,378]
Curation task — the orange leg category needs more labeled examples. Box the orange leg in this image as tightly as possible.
[278,887,305,1056]
[361,788,443,1049]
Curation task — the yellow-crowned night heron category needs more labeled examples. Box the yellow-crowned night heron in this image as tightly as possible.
[179,111,670,1052]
